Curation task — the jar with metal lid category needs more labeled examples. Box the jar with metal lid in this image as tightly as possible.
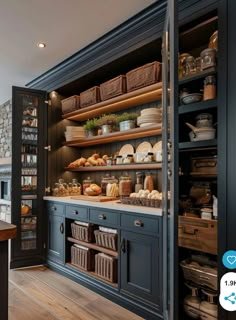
[119,176,132,197]
[69,178,81,196]
[82,176,93,195]
[106,157,112,166]
[203,75,216,101]
[106,177,119,197]
[185,56,196,75]
[123,154,133,164]
[200,48,216,70]
[144,152,154,163]
[178,53,191,78]
[116,155,123,165]
[101,174,113,195]
[53,178,69,197]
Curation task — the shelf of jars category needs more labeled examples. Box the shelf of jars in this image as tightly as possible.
[62,82,163,121]
[65,163,162,172]
[179,66,216,85]
[63,125,162,147]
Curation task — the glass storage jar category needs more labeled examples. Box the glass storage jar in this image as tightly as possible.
[123,154,133,164]
[69,178,81,196]
[101,174,113,195]
[52,179,69,197]
[203,75,216,100]
[135,172,144,193]
[116,155,123,165]
[106,177,119,197]
[178,53,191,78]
[144,172,154,192]
[119,176,132,197]
[200,48,216,70]
[82,176,93,195]
[185,56,196,75]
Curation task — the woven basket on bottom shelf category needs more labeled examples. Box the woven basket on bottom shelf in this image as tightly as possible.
[94,230,117,251]
[95,253,117,283]
[71,245,95,271]
[71,222,95,242]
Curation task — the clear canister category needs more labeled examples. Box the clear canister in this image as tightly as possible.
[119,176,132,197]
[82,176,93,195]
[203,75,216,100]
[200,48,216,70]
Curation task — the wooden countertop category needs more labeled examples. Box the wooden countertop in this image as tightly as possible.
[0,221,17,241]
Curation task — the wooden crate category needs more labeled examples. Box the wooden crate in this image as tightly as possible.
[178,216,217,254]
[71,222,95,243]
[61,95,80,114]
[100,75,126,101]
[80,86,100,108]
[191,156,217,175]
[94,230,117,251]
[95,253,117,283]
[71,245,95,271]
[126,61,161,92]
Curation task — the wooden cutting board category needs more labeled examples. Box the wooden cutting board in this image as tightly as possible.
[70,195,117,202]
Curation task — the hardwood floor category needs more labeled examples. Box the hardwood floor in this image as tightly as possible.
[9,266,143,320]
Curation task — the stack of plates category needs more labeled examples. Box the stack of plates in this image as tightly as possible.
[137,108,162,127]
[65,126,85,141]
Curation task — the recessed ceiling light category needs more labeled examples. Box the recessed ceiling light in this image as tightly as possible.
[37,42,46,48]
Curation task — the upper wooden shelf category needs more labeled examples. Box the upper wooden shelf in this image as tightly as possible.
[65,163,162,172]
[62,82,163,121]
[63,125,162,147]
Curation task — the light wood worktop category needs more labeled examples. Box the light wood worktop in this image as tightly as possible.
[0,220,17,241]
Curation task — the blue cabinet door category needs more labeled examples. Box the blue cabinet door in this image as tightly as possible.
[48,214,64,264]
[120,230,161,307]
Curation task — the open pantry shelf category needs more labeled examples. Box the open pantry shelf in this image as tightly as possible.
[67,237,118,257]
[64,125,162,147]
[65,163,162,172]
[179,67,216,85]
[62,82,163,121]
[179,98,217,114]
[179,139,217,151]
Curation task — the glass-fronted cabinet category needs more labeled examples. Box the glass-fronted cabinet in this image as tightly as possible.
[11,87,47,269]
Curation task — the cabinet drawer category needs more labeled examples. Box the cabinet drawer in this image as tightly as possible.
[121,214,159,234]
[47,202,65,216]
[89,209,118,226]
[66,205,88,221]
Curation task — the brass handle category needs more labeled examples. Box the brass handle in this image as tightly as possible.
[134,219,144,227]
[60,223,64,234]
[98,214,106,220]
[120,238,126,253]
[72,210,78,215]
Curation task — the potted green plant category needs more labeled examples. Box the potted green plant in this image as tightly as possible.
[97,114,118,134]
[84,118,99,137]
[117,112,138,131]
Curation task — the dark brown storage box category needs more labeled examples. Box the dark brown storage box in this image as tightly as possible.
[191,156,217,175]
[126,61,161,92]
[178,216,217,254]
[61,95,80,114]
[71,245,95,271]
[100,75,126,101]
[80,86,100,108]
[95,253,117,283]
[94,230,117,251]
[71,222,95,243]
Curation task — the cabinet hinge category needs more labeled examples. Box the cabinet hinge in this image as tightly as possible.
[45,187,51,193]
[44,145,51,151]
[43,242,46,249]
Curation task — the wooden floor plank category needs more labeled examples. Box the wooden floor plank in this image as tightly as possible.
[9,267,143,320]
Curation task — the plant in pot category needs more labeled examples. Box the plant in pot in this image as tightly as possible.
[84,118,99,137]
[117,112,138,131]
[97,114,118,134]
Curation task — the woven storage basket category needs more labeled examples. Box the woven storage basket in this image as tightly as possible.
[126,61,161,92]
[61,95,80,114]
[95,253,117,283]
[80,86,100,108]
[100,75,126,101]
[71,245,95,271]
[71,222,95,243]
[94,230,117,251]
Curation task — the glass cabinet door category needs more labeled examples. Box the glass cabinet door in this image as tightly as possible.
[11,87,47,268]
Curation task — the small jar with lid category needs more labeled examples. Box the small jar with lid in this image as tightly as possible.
[106,157,112,166]
[123,154,133,164]
[119,176,132,197]
[144,152,154,163]
[200,48,216,70]
[56,179,69,196]
[101,174,113,195]
[185,56,196,75]
[82,176,93,195]
[203,75,216,100]
[116,155,123,165]
[106,177,119,197]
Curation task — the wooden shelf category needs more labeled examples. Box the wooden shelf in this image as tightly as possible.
[67,237,118,257]
[64,125,162,147]
[62,82,162,121]
[66,262,118,288]
[179,99,217,115]
[179,139,217,151]
[190,172,217,178]
[179,67,216,85]
[65,163,162,172]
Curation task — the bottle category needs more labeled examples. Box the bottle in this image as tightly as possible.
[144,172,154,192]
[203,75,216,100]
[135,172,144,193]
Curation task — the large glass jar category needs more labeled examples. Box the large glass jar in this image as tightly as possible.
[200,48,216,70]
[53,179,69,196]
[203,75,216,101]
[82,176,93,195]
[69,178,81,196]
[106,177,119,197]
[119,176,132,197]
[185,56,196,76]
[144,173,154,192]
[101,174,113,195]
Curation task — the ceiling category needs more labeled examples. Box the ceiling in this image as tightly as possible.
[0,0,156,104]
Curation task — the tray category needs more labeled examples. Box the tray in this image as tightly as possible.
[70,195,117,202]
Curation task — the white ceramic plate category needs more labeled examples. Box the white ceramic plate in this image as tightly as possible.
[152,141,162,152]
[136,141,152,153]
[119,144,134,155]
[139,123,162,128]
[141,108,162,116]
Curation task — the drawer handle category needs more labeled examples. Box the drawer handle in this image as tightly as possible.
[51,206,57,211]
[182,227,198,235]
[72,210,78,215]
[60,223,64,234]
[134,219,143,227]
[98,214,106,220]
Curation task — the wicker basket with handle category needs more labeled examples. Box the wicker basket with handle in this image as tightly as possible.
[80,86,100,108]
[95,253,117,282]
[61,95,80,114]
[71,244,95,271]
[94,229,117,251]
[100,75,126,101]
[71,222,95,243]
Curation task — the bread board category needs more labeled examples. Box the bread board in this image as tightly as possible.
[70,195,117,202]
